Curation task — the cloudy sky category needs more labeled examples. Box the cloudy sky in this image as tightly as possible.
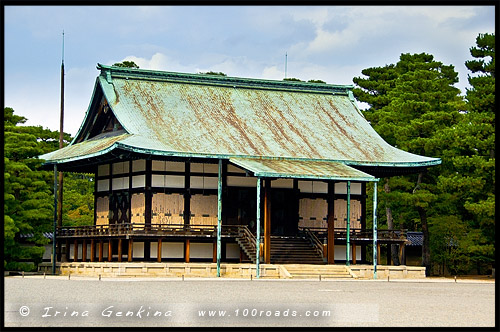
[4,5,495,136]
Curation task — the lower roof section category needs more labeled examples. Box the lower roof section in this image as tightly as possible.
[230,158,377,182]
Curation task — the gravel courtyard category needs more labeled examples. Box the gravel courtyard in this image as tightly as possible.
[4,276,495,328]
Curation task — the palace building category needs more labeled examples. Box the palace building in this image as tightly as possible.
[39,64,440,274]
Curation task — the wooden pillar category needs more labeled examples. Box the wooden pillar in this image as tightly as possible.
[82,240,87,262]
[213,240,217,263]
[377,242,381,265]
[157,239,162,263]
[65,239,70,262]
[73,240,78,262]
[327,182,335,264]
[118,238,123,262]
[108,239,112,262]
[98,240,103,262]
[264,179,271,264]
[184,161,191,226]
[185,239,190,263]
[352,242,356,265]
[387,243,392,265]
[128,239,133,262]
[399,243,405,265]
[90,239,95,262]
[57,241,62,262]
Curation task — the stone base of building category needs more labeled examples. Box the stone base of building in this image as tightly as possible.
[38,262,284,279]
[348,264,426,279]
[38,262,425,279]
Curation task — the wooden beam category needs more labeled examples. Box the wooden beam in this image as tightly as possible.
[108,239,112,262]
[157,239,162,263]
[327,182,335,264]
[128,239,133,262]
[73,240,78,262]
[90,239,95,262]
[98,240,103,262]
[82,240,87,262]
[118,238,122,262]
[352,242,356,265]
[185,239,190,263]
[264,179,271,264]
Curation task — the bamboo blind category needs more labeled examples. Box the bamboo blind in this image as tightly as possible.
[334,199,362,229]
[190,194,218,226]
[96,196,109,227]
[298,198,328,229]
[131,193,145,223]
[151,193,184,225]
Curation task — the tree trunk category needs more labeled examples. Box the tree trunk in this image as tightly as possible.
[414,172,431,276]
[384,178,399,266]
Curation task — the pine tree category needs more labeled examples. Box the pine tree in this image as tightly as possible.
[353,53,464,274]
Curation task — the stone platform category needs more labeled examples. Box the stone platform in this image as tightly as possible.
[38,262,425,279]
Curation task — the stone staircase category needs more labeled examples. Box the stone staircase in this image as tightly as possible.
[270,236,325,264]
[237,234,326,265]
[283,264,354,279]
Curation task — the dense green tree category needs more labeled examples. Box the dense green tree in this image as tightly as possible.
[4,107,94,271]
[435,33,495,274]
[353,53,465,275]
[62,173,94,227]
[4,108,61,270]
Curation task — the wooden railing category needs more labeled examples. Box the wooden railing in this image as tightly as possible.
[298,227,407,242]
[301,228,324,258]
[237,225,257,253]
[57,223,241,238]
[57,223,407,243]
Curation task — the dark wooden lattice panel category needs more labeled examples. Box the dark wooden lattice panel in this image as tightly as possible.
[110,192,130,224]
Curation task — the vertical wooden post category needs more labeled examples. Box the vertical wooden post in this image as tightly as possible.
[373,181,379,279]
[387,243,392,265]
[65,239,70,262]
[90,239,95,262]
[57,241,62,262]
[185,239,190,263]
[327,182,335,264]
[128,239,133,262]
[264,179,271,264]
[157,239,162,263]
[98,240,103,262]
[346,181,351,266]
[118,238,123,262]
[216,159,222,276]
[377,242,381,265]
[73,240,78,262]
[352,242,356,265]
[213,240,217,263]
[399,243,404,265]
[82,240,87,262]
[108,239,112,262]
[256,177,262,278]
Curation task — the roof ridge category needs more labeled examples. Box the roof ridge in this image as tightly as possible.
[97,63,353,94]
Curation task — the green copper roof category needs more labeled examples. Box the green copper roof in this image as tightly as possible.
[40,64,441,173]
[230,158,377,181]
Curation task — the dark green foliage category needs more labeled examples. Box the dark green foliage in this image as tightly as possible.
[307,79,326,84]
[4,107,94,271]
[199,71,227,76]
[112,61,139,68]
[354,35,495,275]
[283,77,303,82]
